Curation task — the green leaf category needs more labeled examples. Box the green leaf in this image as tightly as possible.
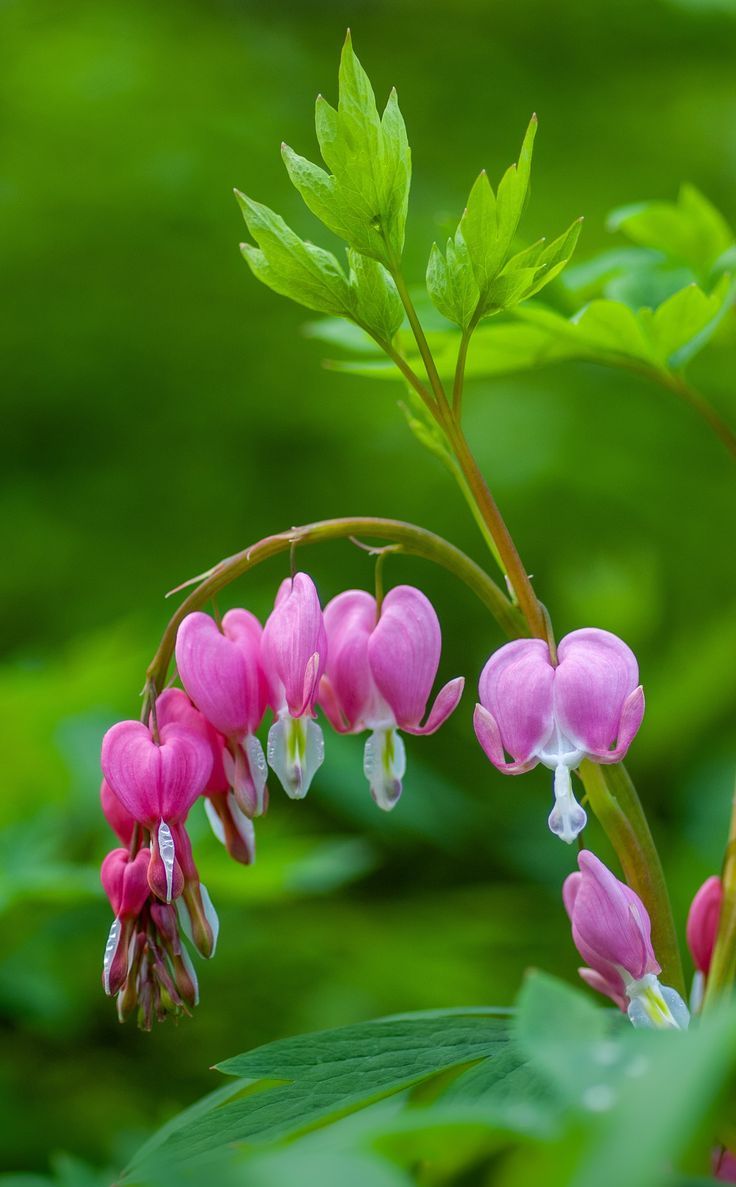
[426,230,480,328]
[236,191,352,316]
[608,183,734,280]
[427,119,580,325]
[283,33,411,266]
[122,1009,512,1177]
[348,250,404,342]
[648,273,734,366]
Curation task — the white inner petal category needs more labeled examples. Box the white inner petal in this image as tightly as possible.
[158,820,176,902]
[102,917,122,996]
[267,714,324,799]
[363,727,406,812]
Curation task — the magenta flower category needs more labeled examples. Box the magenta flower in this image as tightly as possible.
[100,778,136,846]
[563,850,689,1029]
[100,719,212,904]
[318,586,464,810]
[686,874,723,1012]
[175,610,269,818]
[474,628,645,843]
[261,572,328,798]
[156,687,256,865]
[687,875,723,977]
[101,847,151,996]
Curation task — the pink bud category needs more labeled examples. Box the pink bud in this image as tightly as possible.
[714,1149,736,1182]
[474,628,644,843]
[100,779,136,845]
[261,573,327,718]
[686,875,723,975]
[174,611,267,739]
[563,850,659,1006]
[100,847,151,919]
[319,586,463,810]
[100,847,151,996]
[101,720,213,903]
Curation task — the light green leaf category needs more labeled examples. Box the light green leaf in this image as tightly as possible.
[283,33,411,265]
[608,183,734,279]
[649,273,734,366]
[428,119,579,324]
[426,230,480,328]
[348,250,404,342]
[236,191,352,316]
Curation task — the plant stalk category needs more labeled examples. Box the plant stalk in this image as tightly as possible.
[579,760,685,996]
[703,782,736,1009]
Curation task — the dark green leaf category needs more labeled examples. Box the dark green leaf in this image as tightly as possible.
[123,1010,512,1176]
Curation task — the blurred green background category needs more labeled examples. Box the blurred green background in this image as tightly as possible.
[2,0,736,1177]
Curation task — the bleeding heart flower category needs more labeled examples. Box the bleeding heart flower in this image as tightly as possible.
[156,687,255,865]
[261,572,328,799]
[175,610,269,819]
[318,586,464,810]
[100,847,151,996]
[474,628,645,843]
[101,719,212,904]
[563,850,689,1030]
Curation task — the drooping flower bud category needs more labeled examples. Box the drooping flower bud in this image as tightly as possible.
[319,586,464,810]
[474,628,645,843]
[100,847,151,996]
[156,687,256,865]
[175,612,269,818]
[100,720,212,903]
[100,778,136,845]
[563,850,689,1029]
[687,875,723,976]
[686,874,723,1011]
[261,572,327,799]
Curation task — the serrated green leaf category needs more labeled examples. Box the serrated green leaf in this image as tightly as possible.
[348,250,404,342]
[236,191,352,316]
[283,33,411,266]
[608,183,734,280]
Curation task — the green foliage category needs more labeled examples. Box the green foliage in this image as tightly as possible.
[282,32,411,266]
[117,976,736,1186]
[426,118,582,327]
[608,183,735,281]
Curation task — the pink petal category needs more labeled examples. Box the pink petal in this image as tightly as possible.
[100,778,136,845]
[261,572,327,717]
[562,870,581,920]
[175,610,265,738]
[554,628,641,757]
[477,639,555,764]
[589,686,645,764]
[101,720,213,826]
[473,704,538,774]
[686,875,723,975]
[156,687,229,792]
[571,850,659,981]
[321,590,380,730]
[578,966,628,1012]
[404,676,464,735]
[367,585,442,729]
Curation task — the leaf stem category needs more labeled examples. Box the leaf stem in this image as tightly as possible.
[703,781,736,1010]
[657,370,736,461]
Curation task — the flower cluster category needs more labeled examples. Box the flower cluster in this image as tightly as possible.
[99,573,463,1024]
[101,566,668,1030]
